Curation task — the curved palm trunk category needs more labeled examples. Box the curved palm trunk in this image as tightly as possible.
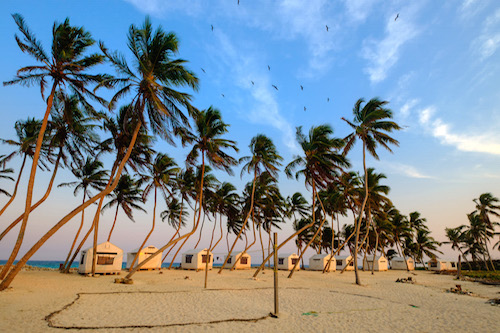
[0,121,141,291]
[0,154,27,217]
[0,147,62,280]
[258,224,265,270]
[231,209,257,271]
[211,214,224,252]
[161,199,184,265]
[353,141,369,285]
[61,194,86,271]
[63,222,93,273]
[129,188,157,271]
[194,211,207,248]
[107,206,120,242]
[0,152,62,244]
[324,227,335,272]
[204,213,218,288]
[167,202,198,270]
[395,237,410,272]
[2,83,58,281]
[219,169,257,273]
[322,229,356,273]
[457,248,472,271]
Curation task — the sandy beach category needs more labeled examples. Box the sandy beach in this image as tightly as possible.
[0,268,498,332]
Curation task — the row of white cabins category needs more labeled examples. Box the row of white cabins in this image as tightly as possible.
[77,242,456,274]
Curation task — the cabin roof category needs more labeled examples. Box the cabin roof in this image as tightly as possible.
[129,245,159,254]
[84,241,122,253]
[278,253,297,258]
[184,248,211,255]
[310,253,332,259]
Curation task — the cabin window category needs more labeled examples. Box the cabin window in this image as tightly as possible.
[313,259,320,261]
[291,258,299,265]
[227,257,232,264]
[336,260,342,266]
[278,258,284,265]
[202,255,211,263]
[80,252,86,265]
[241,257,248,265]
[450,262,456,268]
[349,261,354,266]
[97,255,115,265]
[430,262,437,268]
[185,255,193,264]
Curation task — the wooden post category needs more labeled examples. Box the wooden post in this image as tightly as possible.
[457,255,461,279]
[204,248,210,289]
[272,232,279,317]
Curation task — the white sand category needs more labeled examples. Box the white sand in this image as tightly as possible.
[0,268,498,332]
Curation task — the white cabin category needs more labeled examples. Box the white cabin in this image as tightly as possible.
[181,249,213,270]
[428,258,449,271]
[308,253,336,271]
[126,245,161,270]
[390,257,415,270]
[335,255,354,271]
[277,253,300,271]
[363,255,388,271]
[225,252,251,270]
[78,242,123,274]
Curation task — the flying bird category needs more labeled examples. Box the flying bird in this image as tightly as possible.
[201,68,206,73]
[268,65,271,71]
[326,25,329,32]
[251,81,254,85]
[238,0,240,4]
[395,13,399,21]
[211,25,214,31]
[304,106,307,111]
[327,97,330,102]
[300,85,303,91]
[272,84,278,91]
[221,94,225,98]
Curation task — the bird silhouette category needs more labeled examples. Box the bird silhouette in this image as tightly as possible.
[201,68,206,73]
[238,0,240,4]
[221,94,225,98]
[211,25,214,31]
[395,13,399,21]
[326,25,329,32]
[304,106,307,111]
[327,97,330,102]
[268,65,271,71]
[300,85,303,90]
[272,85,278,91]
[251,81,254,85]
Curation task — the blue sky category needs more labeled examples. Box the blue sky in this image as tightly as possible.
[0,0,499,261]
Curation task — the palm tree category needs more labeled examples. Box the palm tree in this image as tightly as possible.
[129,153,179,271]
[58,157,108,272]
[444,226,471,269]
[390,210,412,270]
[220,134,282,272]
[1,14,108,284]
[473,193,500,270]
[102,174,146,242]
[0,155,14,197]
[414,228,442,268]
[342,97,401,285]
[254,125,348,278]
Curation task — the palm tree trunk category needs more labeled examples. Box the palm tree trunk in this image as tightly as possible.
[63,222,93,273]
[106,206,120,242]
[324,228,335,272]
[0,146,62,280]
[395,238,410,272]
[161,198,184,265]
[211,214,225,252]
[457,248,472,271]
[129,187,157,271]
[204,212,218,288]
[194,210,206,248]
[2,83,58,283]
[0,151,61,244]
[231,209,258,271]
[354,141,369,285]
[0,121,141,291]
[258,224,265,270]
[61,193,86,271]
[219,169,257,273]
[484,237,495,271]
[0,154,27,217]
[371,230,379,275]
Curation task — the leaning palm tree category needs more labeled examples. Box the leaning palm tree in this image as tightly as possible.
[58,157,108,272]
[102,174,146,242]
[444,226,471,270]
[473,193,500,270]
[220,134,282,272]
[1,14,108,283]
[129,153,179,271]
[342,97,401,285]
[254,125,349,278]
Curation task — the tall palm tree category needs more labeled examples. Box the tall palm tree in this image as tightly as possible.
[129,153,179,271]
[254,125,348,278]
[342,97,401,285]
[58,157,108,272]
[220,134,282,272]
[473,193,500,270]
[414,228,442,268]
[390,210,412,270]
[444,226,471,269]
[1,14,108,284]
[102,174,146,242]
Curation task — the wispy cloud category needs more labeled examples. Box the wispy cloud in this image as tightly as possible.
[399,98,419,119]
[473,8,500,60]
[418,106,500,156]
[361,5,420,83]
[459,0,489,20]
[341,0,378,23]
[376,161,433,179]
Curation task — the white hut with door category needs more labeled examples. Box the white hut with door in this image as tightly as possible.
[181,249,213,270]
[277,253,300,271]
[308,253,336,271]
[225,251,251,270]
[427,258,449,271]
[363,255,388,271]
[335,255,354,271]
[126,245,161,270]
[390,257,415,270]
[78,241,123,274]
